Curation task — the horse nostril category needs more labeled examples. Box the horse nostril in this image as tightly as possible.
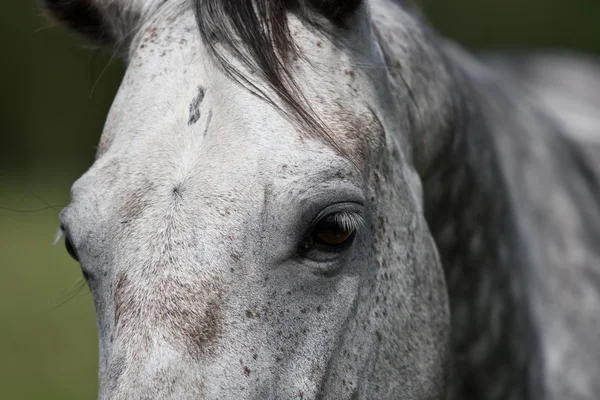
[60,223,90,280]
[64,234,80,262]
[81,269,91,281]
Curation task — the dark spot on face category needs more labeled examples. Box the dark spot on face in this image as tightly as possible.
[230,250,242,263]
[164,278,225,359]
[202,110,213,137]
[104,355,127,395]
[243,366,251,377]
[114,274,131,326]
[378,216,386,233]
[321,104,385,167]
[114,270,225,360]
[188,86,206,126]
[141,367,179,397]
[119,179,155,224]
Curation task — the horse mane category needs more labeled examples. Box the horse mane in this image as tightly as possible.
[193,0,361,159]
[478,54,600,396]
[194,0,361,98]
[43,0,363,159]
[484,53,600,255]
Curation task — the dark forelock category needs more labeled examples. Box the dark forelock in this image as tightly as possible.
[193,0,362,160]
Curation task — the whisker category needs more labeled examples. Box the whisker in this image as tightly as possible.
[0,206,63,213]
[43,278,90,314]
[23,184,63,213]
[89,52,118,98]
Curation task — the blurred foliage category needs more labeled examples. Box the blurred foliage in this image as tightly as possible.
[0,0,599,398]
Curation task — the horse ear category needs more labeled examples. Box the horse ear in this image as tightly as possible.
[307,0,363,24]
[42,0,114,45]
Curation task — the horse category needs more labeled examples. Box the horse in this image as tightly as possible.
[42,0,600,399]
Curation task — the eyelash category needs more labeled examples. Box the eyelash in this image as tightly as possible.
[327,211,365,232]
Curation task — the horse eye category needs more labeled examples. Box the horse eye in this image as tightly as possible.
[64,235,80,262]
[311,214,357,249]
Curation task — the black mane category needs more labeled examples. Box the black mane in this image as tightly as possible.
[193,0,361,158]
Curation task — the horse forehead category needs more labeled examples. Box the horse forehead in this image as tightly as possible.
[79,8,386,222]
[86,21,356,219]
[75,128,350,235]
[98,8,382,157]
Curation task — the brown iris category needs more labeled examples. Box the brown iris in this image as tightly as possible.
[312,214,356,247]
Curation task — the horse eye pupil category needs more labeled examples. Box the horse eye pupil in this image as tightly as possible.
[317,229,352,245]
[313,215,355,246]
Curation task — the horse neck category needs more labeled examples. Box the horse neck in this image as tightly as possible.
[420,44,547,400]
[373,6,546,397]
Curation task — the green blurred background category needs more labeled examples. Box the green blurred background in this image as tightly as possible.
[1,0,599,398]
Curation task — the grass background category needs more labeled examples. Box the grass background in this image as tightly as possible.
[1,0,599,398]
